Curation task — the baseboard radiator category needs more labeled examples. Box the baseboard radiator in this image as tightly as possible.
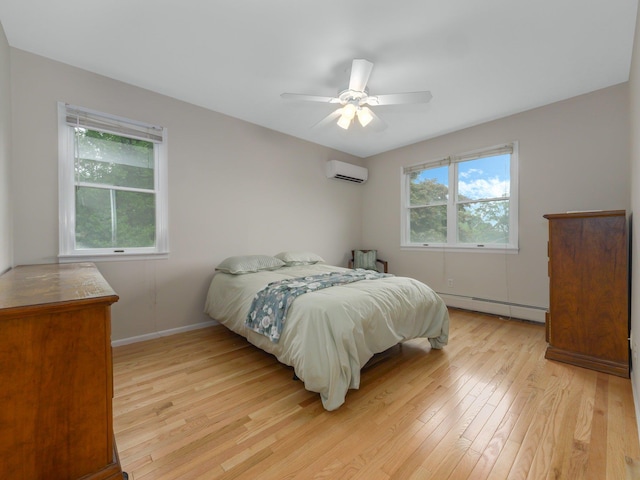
[437,293,547,323]
[111,319,219,347]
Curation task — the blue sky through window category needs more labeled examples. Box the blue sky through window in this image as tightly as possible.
[458,154,510,200]
[416,165,448,185]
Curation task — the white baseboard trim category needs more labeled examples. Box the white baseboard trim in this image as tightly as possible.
[111,319,219,347]
[633,371,640,447]
[112,296,545,347]
[438,293,547,323]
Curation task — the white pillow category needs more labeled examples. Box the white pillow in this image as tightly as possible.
[216,255,285,274]
[274,251,325,266]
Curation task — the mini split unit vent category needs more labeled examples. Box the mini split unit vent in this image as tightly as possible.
[326,160,368,184]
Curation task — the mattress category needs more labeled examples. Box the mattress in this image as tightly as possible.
[204,263,449,410]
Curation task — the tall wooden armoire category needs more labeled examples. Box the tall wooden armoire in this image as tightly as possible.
[544,210,629,378]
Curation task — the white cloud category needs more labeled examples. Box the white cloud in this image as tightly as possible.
[459,168,483,179]
[459,177,509,199]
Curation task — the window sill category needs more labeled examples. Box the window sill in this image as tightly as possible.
[401,245,519,254]
[59,252,169,263]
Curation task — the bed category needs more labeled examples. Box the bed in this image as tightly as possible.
[204,252,449,411]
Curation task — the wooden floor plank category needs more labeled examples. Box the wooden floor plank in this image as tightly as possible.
[112,308,640,480]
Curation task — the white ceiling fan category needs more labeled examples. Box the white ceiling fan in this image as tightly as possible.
[281,59,432,131]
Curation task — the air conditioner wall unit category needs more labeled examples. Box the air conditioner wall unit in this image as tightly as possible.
[326,160,368,184]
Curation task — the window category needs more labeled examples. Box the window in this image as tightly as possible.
[58,103,168,259]
[401,142,518,251]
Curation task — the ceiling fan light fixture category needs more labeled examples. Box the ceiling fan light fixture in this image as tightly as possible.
[342,103,357,119]
[337,113,352,130]
[357,106,373,127]
[336,103,357,129]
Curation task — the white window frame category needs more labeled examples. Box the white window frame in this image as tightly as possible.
[58,102,169,261]
[401,142,519,253]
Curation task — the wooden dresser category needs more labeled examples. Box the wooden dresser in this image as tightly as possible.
[0,262,124,479]
[543,210,629,378]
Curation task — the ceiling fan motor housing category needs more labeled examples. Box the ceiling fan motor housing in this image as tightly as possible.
[338,88,369,105]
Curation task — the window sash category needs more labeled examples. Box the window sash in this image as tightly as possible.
[73,129,156,193]
[75,186,157,249]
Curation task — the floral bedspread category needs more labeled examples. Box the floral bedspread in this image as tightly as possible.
[245,269,392,342]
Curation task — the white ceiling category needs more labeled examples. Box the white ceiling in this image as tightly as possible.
[0,1,637,158]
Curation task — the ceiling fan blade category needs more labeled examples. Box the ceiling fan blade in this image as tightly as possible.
[281,93,341,103]
[312,108,343,129]
[348,59,374,92]
[366,91,432,106]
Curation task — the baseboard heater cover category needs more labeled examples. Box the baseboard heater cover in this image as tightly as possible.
[437,293,546,323]
[111,319,219,347]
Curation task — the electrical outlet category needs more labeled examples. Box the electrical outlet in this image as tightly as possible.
[447,278,454,288]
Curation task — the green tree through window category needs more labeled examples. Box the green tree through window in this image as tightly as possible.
[409,174,448,243]
[74,129,156,249]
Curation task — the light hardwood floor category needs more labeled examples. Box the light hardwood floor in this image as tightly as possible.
[112,309,640,479]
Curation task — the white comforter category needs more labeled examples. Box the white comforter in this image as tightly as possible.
[204,264,449,410]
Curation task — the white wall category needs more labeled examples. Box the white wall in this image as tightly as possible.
[0,23,12,274]
[6,43,634,343]
[363,84,630,319]
[629,3,640,435]
[9,49,363,341]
